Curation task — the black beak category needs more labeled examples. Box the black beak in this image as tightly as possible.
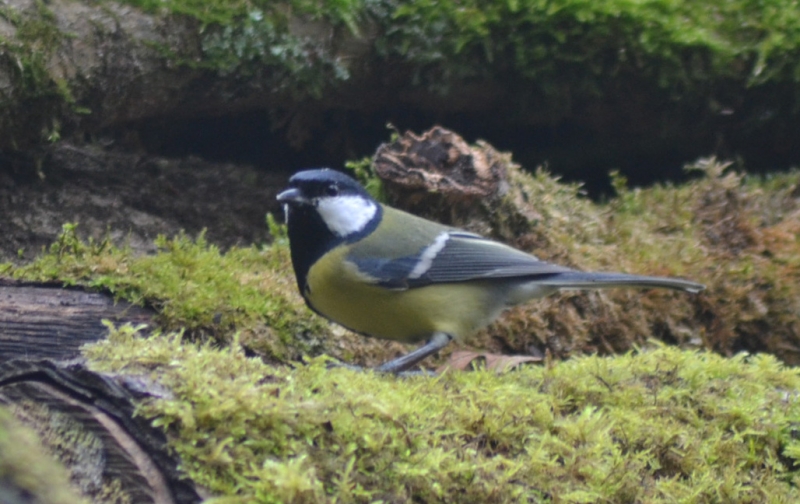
[276,187,307,204]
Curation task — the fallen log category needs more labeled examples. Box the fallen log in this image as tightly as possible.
[0,278,153,362]
[0,279,200,503]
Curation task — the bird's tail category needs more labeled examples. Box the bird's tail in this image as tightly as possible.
[535,271,705,293]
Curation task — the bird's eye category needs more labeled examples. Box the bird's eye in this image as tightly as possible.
[325,184,339,197]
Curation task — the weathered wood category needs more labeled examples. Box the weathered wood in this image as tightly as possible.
[0,278,154,362]
[0,281,201,502]
[0,359,202,504]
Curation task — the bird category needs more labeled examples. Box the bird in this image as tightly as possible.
[277,168,705,373]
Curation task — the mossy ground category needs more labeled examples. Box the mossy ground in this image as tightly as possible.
[85,324,800,503]
[478,158,800,364]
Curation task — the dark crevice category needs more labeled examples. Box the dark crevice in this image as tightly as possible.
[126,102,800,199]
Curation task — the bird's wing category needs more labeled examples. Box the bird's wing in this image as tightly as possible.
[348,231,572,289]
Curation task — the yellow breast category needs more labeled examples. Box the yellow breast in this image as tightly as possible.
[305,246,502,344]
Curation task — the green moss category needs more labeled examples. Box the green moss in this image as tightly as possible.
[85,324,800,503]
[0,406,87,504]
[104,0,800,110]
[6,222,329,359]
[135,0,371,98]
[355,151,798,365]
[198,12,346,98]
[346,156,386,201]
[379,0,800,99]
[0,0,84,149]
[600,159,800,361]
[1,1,65,98]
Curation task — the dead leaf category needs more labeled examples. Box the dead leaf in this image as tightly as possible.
[438,350,542,373]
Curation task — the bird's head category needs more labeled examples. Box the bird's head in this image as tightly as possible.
[277,168,381,239]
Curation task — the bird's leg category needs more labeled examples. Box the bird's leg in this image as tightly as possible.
[375,332,453,374]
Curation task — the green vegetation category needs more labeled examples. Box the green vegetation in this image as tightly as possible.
[0,406,87,504]
[147,0,800,111]
[86,324,800,503]
[601,159,800,360]
[381,0,800,93]
[154,0,800,110]
[139,0,375,98]
[0,1,79,148]
[3,223,329,359]
[2,0,800,161]
[0,2,67,100]
[346,156,385,201]
[17,0,790,115]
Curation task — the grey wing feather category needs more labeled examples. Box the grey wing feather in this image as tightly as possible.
[350,231,571,289]
[348,231,704,293]
[409,233,572,286]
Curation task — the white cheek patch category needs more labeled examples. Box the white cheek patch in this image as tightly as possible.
[316,196,378,237]
[408,232,450,279]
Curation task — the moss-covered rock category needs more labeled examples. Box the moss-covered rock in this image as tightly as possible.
[2,0,800,181]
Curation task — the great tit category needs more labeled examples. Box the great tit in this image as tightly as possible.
[277,168,705,373]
